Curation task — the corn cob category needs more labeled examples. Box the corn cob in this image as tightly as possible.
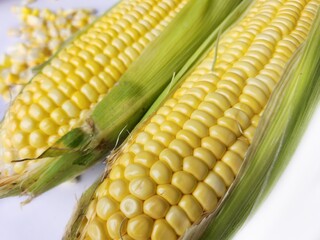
[77,0,320,239]
[0,0,188,176]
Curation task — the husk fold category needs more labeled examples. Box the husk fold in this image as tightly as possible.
[187,8,320,240]
[0,0,245,199]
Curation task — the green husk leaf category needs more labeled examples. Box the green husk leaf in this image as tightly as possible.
[0,0,245,199]
[197,8,320,240]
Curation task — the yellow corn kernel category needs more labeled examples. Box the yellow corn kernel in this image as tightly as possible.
[183,119,209,138]
[151,115,166,125]
[20,117,36,133]
[12,132,28,149]
[120,195,143,218]
[178,195,202,222]
[13,162,27,174]
[134,151,157,168]
[107,212,127,239]
[183,156,209,181]
[165,206,191,236]
[124,163,148,181]
[129,177,156,200]
[86,218,108,240]
[167,111,188,127]
[222,151,243,174]
[127,214,153,240]
[193,182,218,211]
[153,131,174,147]
[172,171,197,194]
[151,219,177,240]
[214,161,235,186]
[39,118,58,135]
[193,147,216,169]
[176,129,201,148]
[109,179,129,202]
[201,137,226,159]
[169,139,193,158]
[224,108,251,130]
[144,122,160,135]
[157,184,182,205]
[143,195,170,219]
[29,130,47,148]
[150,161,172,184]
[191,109,217,127]
[204,171,226,197]
[96,196,119,221]
[144,139,165,155]
[86,199,97,220]
[160,121,180,135]
[210,125,237,146]
[159,148,183,172]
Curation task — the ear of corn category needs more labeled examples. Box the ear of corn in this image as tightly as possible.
[65,0,320,239]
[0,0,244,198]
[197,7,320,240]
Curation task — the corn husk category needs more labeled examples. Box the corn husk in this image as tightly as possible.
[183,8,320,240]
[0,0,245,199]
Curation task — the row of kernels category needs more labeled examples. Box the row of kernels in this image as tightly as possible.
[219,0,278,69]
[269,1,305,35]
[248,1,315,109]
[87,214,176,240]
[235,4,310,116]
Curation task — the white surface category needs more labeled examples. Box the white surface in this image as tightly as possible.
[0,1,320,240]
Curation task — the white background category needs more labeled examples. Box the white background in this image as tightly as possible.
[0,1,320,239]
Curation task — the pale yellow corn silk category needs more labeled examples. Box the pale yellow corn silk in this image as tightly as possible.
[0,6,96,101]
[0,0,188,177]
[82,0,320,239]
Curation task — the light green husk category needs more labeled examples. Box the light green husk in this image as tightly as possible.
[63,0,255,238]
[189,8,320,240]
[0,0,245,199]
